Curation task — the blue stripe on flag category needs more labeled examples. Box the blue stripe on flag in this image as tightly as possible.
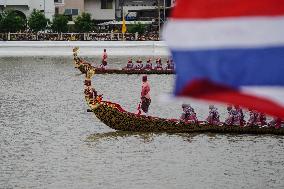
[172,46,284,95]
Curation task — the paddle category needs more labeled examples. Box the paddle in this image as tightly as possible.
[135,101,142,115]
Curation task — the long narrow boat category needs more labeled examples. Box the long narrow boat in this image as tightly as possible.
[80,67,284,135]
[79,65,175,75]
[73,48,175,75]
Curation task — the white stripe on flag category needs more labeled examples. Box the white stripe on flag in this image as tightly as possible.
[163,16,284,50]
[241,87,284,107]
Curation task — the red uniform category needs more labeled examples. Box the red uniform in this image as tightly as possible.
[101,50,108,68]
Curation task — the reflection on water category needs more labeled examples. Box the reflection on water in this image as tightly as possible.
[0,56,283,189]
[86,131,156,143]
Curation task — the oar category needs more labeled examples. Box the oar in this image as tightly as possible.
[135,101,142,115]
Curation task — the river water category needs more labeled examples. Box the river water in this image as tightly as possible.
[0,57,283,189]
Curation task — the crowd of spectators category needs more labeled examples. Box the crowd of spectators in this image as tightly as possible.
[0,32,160,41]
[138,32,159,41]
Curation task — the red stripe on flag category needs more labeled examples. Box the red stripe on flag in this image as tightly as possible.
[179,79,284,119]
[172,0,284,19]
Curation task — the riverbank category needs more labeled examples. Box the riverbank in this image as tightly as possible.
[0,41,170,57]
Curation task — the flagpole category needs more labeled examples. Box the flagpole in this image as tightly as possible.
[158,0,160,39]
[122,12,127,41]
[164,0,166,22]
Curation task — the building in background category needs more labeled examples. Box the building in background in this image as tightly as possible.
[57,0,116,22]
[85,0,115,22]
[0,0,55,20]
[56,0,175,23]
[56,0,82,20]
[116,0,174,21]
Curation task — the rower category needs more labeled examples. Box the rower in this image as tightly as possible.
[224,105,234,125]
[154,57,163,70]
[234,105,245,126]
[100,49,108,69]
[206,105,221,125]
[180,104,198,124]
[165,58,174,70]
[134,57,143,70]
[269,117,283,129]
[247,109,259,126]
[256,113,267,126]
[124,58,134,70]
[144,58,152,70]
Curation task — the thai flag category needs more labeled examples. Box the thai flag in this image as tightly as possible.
[163,0,284,118]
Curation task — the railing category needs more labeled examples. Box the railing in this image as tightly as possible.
[0,32,160,41]
[124,5,157,11]
[0,0,30,6]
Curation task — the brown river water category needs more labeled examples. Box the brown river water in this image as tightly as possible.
[0,56,283,189]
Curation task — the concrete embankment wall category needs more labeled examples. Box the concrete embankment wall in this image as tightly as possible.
[0,41,170,57]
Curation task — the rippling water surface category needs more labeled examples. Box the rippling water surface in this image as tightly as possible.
[0,57,283,189]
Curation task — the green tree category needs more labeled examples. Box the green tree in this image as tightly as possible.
[0,10,26,33]
[51,14,68,33]
[127,22,145,34]
[74,12,94,33]
[28,9,48,32]
[0,13,3,32]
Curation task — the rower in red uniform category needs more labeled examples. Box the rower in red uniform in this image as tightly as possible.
[269,117,283,129]
[180,104,198,124]
[100,49,108,69]
[134,57,143,70]
[247,109,259,126]
[256,113,267,126]
[123,58,134,70]
[206,105,221,125]
[234,105,245,126]
[154,57,163,70]
[165,58,174,70]
[144,58,153,70]
[224,106,234,125]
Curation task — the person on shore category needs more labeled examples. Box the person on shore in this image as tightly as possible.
[144,58,153,70]
[180,104,198,124]
[135,57,143,70]
[206,105,221,125]
[154,58,163,70]
[140,75,151,115]
[100,49,108,69]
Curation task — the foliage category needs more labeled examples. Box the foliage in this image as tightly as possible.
[0,13,2,31]
[0,10,26,33]
[51,14,68,33]
[74,12,94,33]
[28,9,48,32]
[127,22,146,34]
